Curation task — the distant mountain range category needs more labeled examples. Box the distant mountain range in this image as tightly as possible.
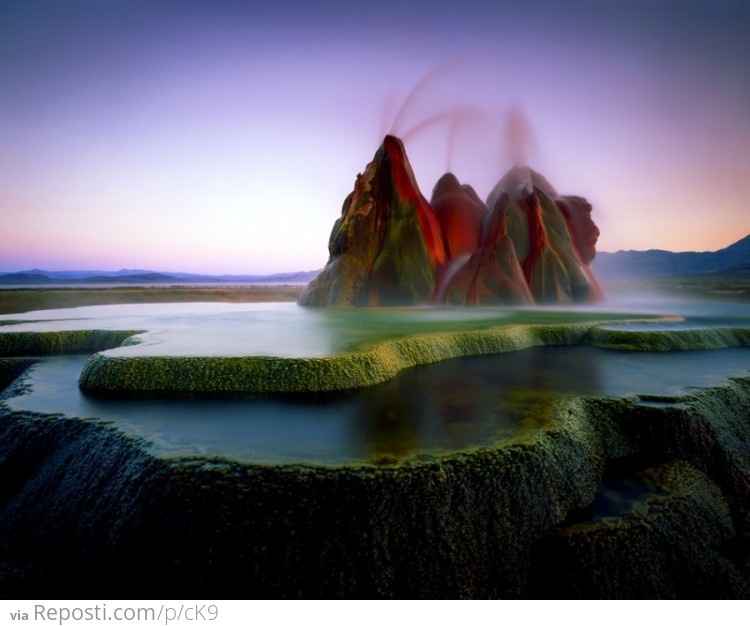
[593,234,750,279]
[0,268,321,286]
[2,233,749,286]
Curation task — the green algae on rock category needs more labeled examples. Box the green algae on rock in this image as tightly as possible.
[1,301,748,596]
[76,317,750,396]
[532,461,749,598]
[0,358,38,393]
[299,136,447,306]
[75,319,609,395]
[589,325,750,351]
[1,369,749,598]
[0,329,142,357]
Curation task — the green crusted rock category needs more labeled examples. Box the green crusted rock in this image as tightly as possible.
[443,235,533,306]
[0,330,141,357]
[531,188,596,303]
[0,358,38,393]
[78,320,607,395]
[443,190,533,306]
[1,372,749,598]
[299,136,447,306]
[589,325,750,351]
[531,461,749,598]
[76,318,750,396]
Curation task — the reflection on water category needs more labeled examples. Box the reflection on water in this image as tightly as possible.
[1,299,748,359]
[587,477,667,521]
[3,346,750,465]
[0,303,514,358]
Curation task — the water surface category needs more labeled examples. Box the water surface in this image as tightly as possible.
[0,301,696,357]
[4,346,749,465]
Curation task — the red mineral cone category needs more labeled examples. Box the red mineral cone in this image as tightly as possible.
[299,136,447,306]
[299,141,601,307]
[430,173,486,260]
[485,165,601,303]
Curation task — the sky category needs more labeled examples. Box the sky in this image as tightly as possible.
[1,0,749,274]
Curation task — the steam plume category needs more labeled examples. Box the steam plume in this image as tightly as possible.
[506,106,532,166]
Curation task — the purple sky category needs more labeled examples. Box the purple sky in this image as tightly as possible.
[1,0,749,274]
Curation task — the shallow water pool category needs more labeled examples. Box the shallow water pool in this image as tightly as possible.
[4,346,749,465]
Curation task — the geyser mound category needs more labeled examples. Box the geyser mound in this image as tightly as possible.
[299,136,601,306]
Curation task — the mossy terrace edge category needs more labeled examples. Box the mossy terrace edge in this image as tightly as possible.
[75,318,750,394]
[1,318,750,395]
[1,371,748,597]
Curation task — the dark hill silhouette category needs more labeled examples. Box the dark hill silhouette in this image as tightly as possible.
[0,269,320,286]
[593,234,750,278]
